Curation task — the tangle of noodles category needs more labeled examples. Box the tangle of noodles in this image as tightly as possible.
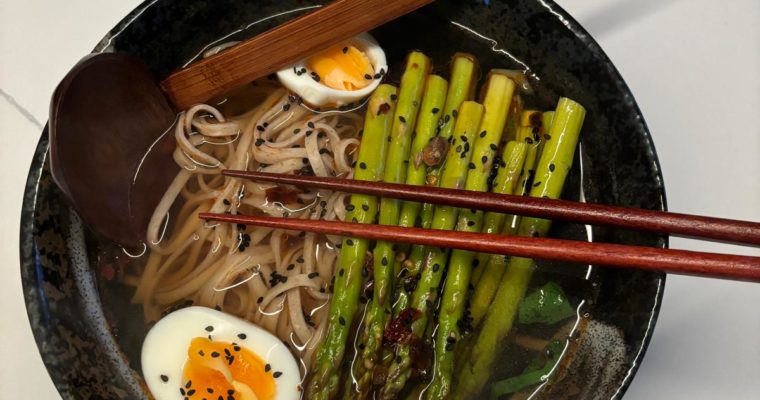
[126,80,363,368]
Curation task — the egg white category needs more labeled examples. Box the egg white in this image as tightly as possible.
[277,33,387,107]
[142,307,300,400]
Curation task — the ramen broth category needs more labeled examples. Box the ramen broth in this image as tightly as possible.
[92,16,598,400]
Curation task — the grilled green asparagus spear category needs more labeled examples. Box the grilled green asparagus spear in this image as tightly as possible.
[469,102,525,285]
[469,110,549,324]
[376,55,478,378]
[453,98,586,399]
[307,84,399,400]
[345,53,433,398]
[425,73,517,399]
[399,54,478,276]
[379,101,485,400]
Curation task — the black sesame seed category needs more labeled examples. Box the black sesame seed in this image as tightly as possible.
[312,75,320,82]
[432,107,440,114]
[308,272,319,279]
[180,388,186,395]
[361,204,369,211]
[399,116,406,123]
[468,162,476,169]
[257,296,263,304]
[490,143,498,151]
[481,155,488,164]
[382,257,388,266]
[339,316,346,325]
[479,130,487,138]
[364,74,372,80]
[265,363,271,372]
[346,239,354,246]
[549,163,556,172]
[390,94,398,101]
[222,199,231,205]
[297,257,305,263]
[339,269,345,277]
[256,125,265,132]
[205,326,214,332]
[305,130,313,137]
[443,114,451,123]
[533,181,542,187]
[308,121,315,129]
[211,352,220,358]
[228,390,235,395]
[302,157,309,164]
[287,263,295,270]
[525,137,534,144]
[346,204,355,211]
[187,390,196,396]
[359,162,367,169]
[452,109,459,118]
[342,46,348,53]
[467,220,475,227]
[233,346,241,351]
[160,375,169,383]
[283,103,291,111]
[374,73,381,79]
[544,134,552,140]
[433,263,440,272]
[207,388,214,394]
[274,371,283,378]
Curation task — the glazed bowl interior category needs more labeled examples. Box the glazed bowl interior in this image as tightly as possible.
[20,0,666,398]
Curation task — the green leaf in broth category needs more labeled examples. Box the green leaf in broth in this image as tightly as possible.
[517,282,574,325]
[490,339,565,397]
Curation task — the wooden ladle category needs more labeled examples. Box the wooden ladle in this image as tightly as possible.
[48,0,433,248]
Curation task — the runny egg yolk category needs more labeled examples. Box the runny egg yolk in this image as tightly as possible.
[306,44,374,91]
[183,337,275,400]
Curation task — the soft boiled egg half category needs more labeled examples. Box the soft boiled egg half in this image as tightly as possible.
[142,307,300,400]
[277,33,387,107]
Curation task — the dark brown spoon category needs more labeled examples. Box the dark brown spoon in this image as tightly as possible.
[48,0,433,248]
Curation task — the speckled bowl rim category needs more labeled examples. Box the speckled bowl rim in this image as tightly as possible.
[19,0,667,398]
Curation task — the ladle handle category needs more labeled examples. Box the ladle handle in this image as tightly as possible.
[160,0,433,109]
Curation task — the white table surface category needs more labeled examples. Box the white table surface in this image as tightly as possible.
[1,0,758,398]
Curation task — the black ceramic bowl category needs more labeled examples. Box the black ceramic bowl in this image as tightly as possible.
[20,0,666,398]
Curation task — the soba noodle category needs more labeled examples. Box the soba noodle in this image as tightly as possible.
[127,82,363,366]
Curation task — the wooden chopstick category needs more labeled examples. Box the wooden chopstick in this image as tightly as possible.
[199,213,760,282]
[222,170,760,246]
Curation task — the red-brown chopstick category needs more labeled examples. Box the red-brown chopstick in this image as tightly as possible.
[222,170,760,246]
[200,213,760,282]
